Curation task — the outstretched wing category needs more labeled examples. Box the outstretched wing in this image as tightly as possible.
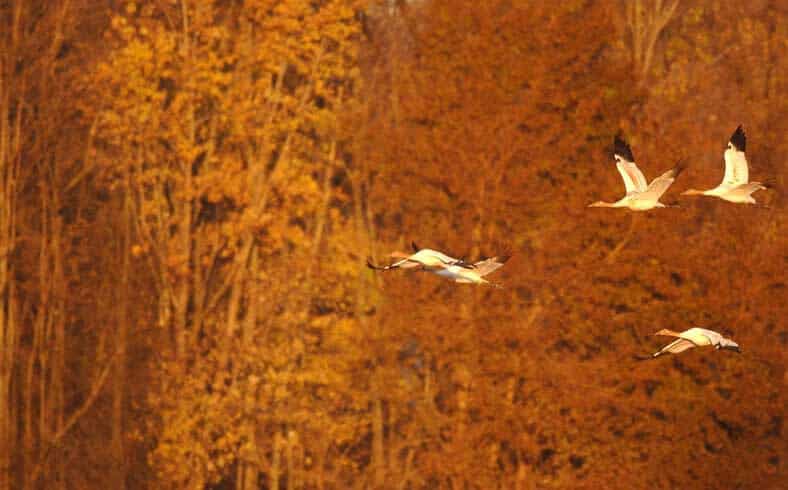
[617,161,648,195]
[410,246,473,268]
[653,338,697,358]
[722,125,748,187]
[614,136,647,194]
[727,182,768,199]
[471,255,511,277]
[637,162,685,202]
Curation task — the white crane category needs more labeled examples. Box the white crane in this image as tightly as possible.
[682,125,770,204]
[367,242,510,287]
[644,327,740,359]
[589,136,684,211]
[366,242,473,271]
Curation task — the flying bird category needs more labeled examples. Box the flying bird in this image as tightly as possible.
[367,242,510,287]
[642,327,741,359]
[589,136,685,211]
[366,242,474,271]
[682,125,770,204]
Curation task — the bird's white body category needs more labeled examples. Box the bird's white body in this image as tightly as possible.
[626,197,670,211]
[396,248,465,269]
[694,183,766,204]
[648,327,740,358]
[367,243,509,287]
[589,136,683,211]
[682,126,768,204]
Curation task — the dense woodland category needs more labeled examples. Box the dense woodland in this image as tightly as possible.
[0,0,786,488]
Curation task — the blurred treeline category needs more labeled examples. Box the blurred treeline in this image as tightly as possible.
[0,1,785,489]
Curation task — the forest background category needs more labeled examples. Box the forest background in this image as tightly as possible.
[0,0,785,489]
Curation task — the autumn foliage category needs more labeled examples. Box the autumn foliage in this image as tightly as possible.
[0,0,785,489]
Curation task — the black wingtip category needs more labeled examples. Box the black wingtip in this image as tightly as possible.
[729,125,746,152]
[613,135,635,162]
[673,160,688,178]
[411,241,421,252]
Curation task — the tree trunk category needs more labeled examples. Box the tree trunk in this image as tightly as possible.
[111,189,132,490]
[270,431,282,490]
[51,198,66,490]
[0,3,23,487]
[237,252,260,490]
[286,430,295,490]
[372,396,385,488]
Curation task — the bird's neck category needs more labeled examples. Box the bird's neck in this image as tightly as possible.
[590,201,619,208]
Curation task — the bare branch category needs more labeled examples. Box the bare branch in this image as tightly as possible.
[28,349,118,485]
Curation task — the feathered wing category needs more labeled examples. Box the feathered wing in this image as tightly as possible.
[728,182,767,198]
[723,149,749,186]
[414,249,465,267]
[722,126,748,187]
[654,338,697,357]
[471,255,510,277]
[737,182,766,192]
[637,163,685,202]
[616,161,648,195]
[614,136,647,194]
[721,152,736,186]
